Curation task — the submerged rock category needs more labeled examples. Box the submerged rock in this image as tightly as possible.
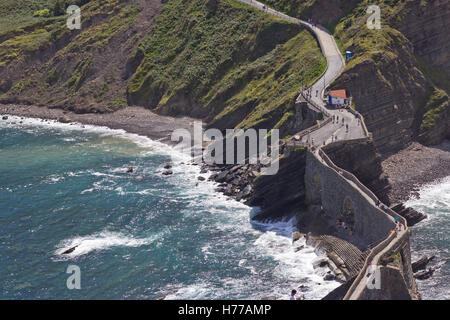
[292,232,304,243]
[312,257,330,269]
[412,255,435,273]
[62,246,78,255]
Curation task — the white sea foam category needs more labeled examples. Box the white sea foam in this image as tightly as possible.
[0,114,190,162]
[55,230,161,259]
[405,176,450,300]
[405,176,450,224]
[4,113,340,299]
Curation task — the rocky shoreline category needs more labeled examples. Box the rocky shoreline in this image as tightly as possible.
[3,104,448,212]
[2,103,447,297]
[0,103,262,203]
[0,104,197,146]
[382,141,450,204]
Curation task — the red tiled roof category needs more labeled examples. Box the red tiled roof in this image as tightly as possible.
[329,89,347,99]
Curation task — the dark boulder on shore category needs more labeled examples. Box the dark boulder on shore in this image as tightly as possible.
[58,116,72,124]
[412,255,435,273]
[206,162,259,202]
[391,203,427,226]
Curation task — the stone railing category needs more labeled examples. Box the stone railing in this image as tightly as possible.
[347,108,371,138]
[318,147,405,227]
[298,90,332,118]
[286,116,333,146]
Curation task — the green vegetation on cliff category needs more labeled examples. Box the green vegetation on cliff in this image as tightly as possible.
[0,0,144,110]
[419,88,449,143]
[259,0,449,147]
[128,0,325,133]
[330,0,449,145]
[1,0,326,134]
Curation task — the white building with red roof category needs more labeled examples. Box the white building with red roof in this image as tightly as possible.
[328,89,347,106]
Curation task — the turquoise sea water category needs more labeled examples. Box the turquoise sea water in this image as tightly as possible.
[406,177,450,300]
[0,116,339,300]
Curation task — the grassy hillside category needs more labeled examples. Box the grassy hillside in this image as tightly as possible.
[0,0,326,136]
[0,0,162,111]
[128,0,326,133]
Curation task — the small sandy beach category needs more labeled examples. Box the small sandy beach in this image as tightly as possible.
[0,104,198,146]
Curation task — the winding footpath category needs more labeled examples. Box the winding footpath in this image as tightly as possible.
[237,0,408,300]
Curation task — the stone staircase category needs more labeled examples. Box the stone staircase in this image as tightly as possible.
[315,235,369,279]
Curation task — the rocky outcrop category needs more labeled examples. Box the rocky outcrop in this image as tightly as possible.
[58,116,71,124]
[412,255,435,273]
[414,268,435,280]
[332,50,433,156]
[390,203,427,227]
[207,163,258,202]
[249,147,307,221]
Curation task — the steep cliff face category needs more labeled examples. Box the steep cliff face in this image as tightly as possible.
[261,0,450,153]
[394,0,449,76]
[0,0,326,137]
[249,146,307,221]
[330,0,450,155]
[322,139,391,204]
[0,0,163,112]
[331,44,433,155]
[127,0,326,135]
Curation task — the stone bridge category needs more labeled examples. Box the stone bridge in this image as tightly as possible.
[305,141,393,248]
[237,0,417,300]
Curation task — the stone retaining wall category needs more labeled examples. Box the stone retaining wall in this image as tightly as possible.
[305,150,394,248]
